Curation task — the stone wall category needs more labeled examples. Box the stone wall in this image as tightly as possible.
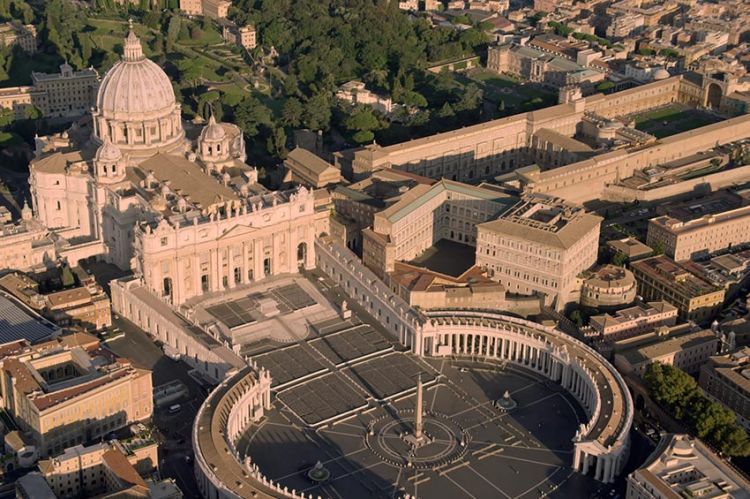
[110,276,245,383]
[315,237,426,353]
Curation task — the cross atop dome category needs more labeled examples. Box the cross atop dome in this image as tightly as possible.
[123,18,144,62]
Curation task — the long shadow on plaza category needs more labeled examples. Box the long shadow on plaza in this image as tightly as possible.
[247,424,398,498]
[466,362,586,463]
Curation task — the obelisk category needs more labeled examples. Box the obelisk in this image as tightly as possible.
[415,374,424,440]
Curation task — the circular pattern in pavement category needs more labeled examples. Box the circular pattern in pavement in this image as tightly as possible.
[365,410,469,469]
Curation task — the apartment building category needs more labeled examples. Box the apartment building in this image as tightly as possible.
[476,194,601,308]
[487,43,605,91]
[647,190,750,261]
[590,301,678,340]
[627,434,750,499]
[363,180,515,277]
[283,147,341,188]
[0,335,153,457]
[37,438,159,498]
[222,23,256,50]
[699,347,750,432]
[0,269,112,332]
[630,256,725,324]
[613,323,718,377]
[180,0,230,18]
[0,63,98,120]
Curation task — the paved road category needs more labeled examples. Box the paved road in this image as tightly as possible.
[105,317,208,498]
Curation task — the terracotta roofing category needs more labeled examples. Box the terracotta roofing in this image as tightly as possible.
[31,369,131,411]
[102,448,147,490]
[32,150,87,174]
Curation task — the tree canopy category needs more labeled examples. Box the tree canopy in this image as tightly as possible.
[644,363,750,457]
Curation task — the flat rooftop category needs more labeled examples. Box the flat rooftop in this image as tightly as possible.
[0,291,58,345]
[190,276,339,350]
[631,256,723,299]
[655,190,746,223]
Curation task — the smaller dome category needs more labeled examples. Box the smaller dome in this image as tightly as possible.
[653,68,670,81]
[96,139,122,162]
[201,115,226,142]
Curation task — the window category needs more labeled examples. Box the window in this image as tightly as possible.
[234,267,241,284]
[160,237,168,246]
[201,275,209,292]
[56,200,61,210]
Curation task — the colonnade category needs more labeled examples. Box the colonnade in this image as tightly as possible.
[421,310,632,484]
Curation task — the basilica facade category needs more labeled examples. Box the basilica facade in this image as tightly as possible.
[29,27,326,306]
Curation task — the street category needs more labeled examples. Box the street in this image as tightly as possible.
[105,316,208,499]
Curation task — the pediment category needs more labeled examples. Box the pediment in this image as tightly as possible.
[217,223,258,240]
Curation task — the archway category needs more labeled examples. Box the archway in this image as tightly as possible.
[706,82,723,109]
[163,277,172,299]
[297,242,307,266]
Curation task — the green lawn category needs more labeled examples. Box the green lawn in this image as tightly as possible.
[633,105,688,125]
[0,132,23,147]
[634,106,723,139]
[463,68,556,109]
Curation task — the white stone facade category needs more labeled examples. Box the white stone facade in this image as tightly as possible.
[28,29,326,311]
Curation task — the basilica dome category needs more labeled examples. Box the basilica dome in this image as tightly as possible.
[91,24,185,161]
[96,31,177,120]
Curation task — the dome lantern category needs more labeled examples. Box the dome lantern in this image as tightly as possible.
[123,19,145,62]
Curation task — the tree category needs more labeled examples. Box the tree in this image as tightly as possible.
[60,264,76,288]
[644,363,750,457]
[352,129,374,144]
[596,81,615,93]
[455,83,483,112]
[166,15,181,51]
[267,126,287,157]
[345,107,379,133]
[569,310,584,327]
[281,97,303,127]
[611,251,628,267]
[438,102,455,119]
[235,96,272,136]
[196,91,221,121]
[177,58,204,87]
[0,107,13,127]
[302,92,331,131]
[659,48,680,59]
[651,240,665,256]
[22,105,41,120]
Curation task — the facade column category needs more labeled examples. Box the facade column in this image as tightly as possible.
[192,254,201,296]
[228,245,237,289]
[582,454,591,474]
[603,457,613,483]
[242,242,250,283]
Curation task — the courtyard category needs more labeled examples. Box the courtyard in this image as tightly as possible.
[238,321,601,498]
[632,104,724,139]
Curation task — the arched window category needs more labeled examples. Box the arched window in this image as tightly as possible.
[163,277,172,298]
[297,242,307,265]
